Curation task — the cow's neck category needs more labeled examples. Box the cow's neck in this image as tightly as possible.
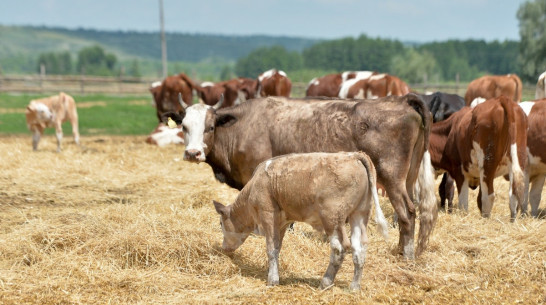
[229,187,258,233]
[206,131,244,190]
[429,119,452,169]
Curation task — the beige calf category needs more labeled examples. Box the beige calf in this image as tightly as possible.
[213,152,389,290]
[25,92,80,152]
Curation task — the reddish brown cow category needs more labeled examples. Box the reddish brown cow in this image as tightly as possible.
[464,74,523,105]
[429,96,528,221]
[150,73,196,122]
[519,100,546,217]
[305,73,343,97]
[345,74,410,99]
[257,69,292,97]
[194,79,251,108]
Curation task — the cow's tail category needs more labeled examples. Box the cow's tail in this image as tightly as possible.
[406,93,437,257]
[499,96,525,213]
[357,152,389,240]
[511,74,523,102]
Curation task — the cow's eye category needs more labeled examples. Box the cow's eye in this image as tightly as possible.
[208,126,214,132]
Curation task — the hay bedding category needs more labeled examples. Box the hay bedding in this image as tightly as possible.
[0,135,544,304]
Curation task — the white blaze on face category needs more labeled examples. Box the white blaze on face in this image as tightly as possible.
[182,104,211,161]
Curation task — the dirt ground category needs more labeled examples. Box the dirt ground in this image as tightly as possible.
[0,135,544,304]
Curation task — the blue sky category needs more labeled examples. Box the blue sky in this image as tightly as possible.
[0,0,529,42]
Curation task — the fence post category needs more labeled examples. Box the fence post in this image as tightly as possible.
[80,68,85,94]
[40,64,45,93]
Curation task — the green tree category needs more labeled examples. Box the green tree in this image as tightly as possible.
[77,45,117,76]
[517,0,546,82]
[235,46,303,78]
[36,51,72,74]
[390,49,439,84]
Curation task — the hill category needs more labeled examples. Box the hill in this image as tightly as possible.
[0,25,320,76]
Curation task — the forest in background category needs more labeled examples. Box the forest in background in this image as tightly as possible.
[0,25,528,83]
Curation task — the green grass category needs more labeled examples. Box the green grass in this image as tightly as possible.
[0,93,159,136]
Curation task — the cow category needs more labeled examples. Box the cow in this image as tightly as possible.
[535,71,546,99]
[194,78,255,108]
[213,152,389,290]
[150,73,195,122]
[169,94,437,259]
[428,96,528,221]
[25,92,80,152]
[342,74,410,99]
[519,99,546,217]
[256,69,292,97]
[305,73,343,97]
[418,92,465,211]
[145,123,184,147]
[464,74,523,105]
[338,71,376,98]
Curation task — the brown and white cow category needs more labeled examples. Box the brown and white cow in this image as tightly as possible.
[535,72,546,99]
[145,123,184,147]
[213,152,389,290]
[519,100,546,217]
[305,73,343,97]
[150,73,196,122]
[337,71,376,98]
[25,92,80,152]
[464,74,523,105]
[344,73,410,99]
[256,69,292,97]
[194,78,256,108]
[168,94,437,259]
[429,96,528,221]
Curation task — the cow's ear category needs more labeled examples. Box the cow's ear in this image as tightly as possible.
[213,200,229,217]
[215,114,237,128]
[161,112,184,125]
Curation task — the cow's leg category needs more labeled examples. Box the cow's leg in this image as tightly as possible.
[439,173,448,211]
[54,122,63,152]
[445,174,455,213]
[349,210,369,291]
[320,230,346,289]
[261,210,281,286]
[478,174,495,219]
[386,184,415,259]
[529,174,545,217]
[522,166,531,216]
[457,177,470,212]
[32,129,41,151]
[70,116,80,145]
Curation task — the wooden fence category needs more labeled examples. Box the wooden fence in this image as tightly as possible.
[0,74,537,99]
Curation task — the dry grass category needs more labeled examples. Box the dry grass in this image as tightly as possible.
[0,135,545,304]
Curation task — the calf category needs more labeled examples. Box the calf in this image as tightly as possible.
[429,96,527,221]
[519,100,546,217]
[25,92,80,152]
[213,152,389,290]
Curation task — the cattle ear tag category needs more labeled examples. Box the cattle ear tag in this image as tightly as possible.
[167,117,177,129]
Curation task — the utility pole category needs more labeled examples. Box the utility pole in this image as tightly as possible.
[159,0,168,79]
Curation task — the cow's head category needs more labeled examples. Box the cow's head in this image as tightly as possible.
[28,102,53,122]
[213,200,250,252]
[167,94,236,162]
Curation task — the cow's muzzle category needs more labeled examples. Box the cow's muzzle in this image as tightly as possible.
[184,149,203,162]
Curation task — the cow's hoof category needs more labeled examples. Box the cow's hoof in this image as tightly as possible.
[349,282,361,291]
[320,278,333,290]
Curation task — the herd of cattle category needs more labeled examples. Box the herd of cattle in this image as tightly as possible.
[23,69,546,289]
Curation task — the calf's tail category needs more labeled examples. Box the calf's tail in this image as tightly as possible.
[357,152,389,240]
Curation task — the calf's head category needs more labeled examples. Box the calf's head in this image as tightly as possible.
[213,200,249,252]
[27,102,53,122]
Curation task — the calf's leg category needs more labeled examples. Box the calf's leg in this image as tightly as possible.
[320,231,346,289]
[32,130,41,151]
[349,211,369,291]
[529,174,545,217]
[54,122,63,152]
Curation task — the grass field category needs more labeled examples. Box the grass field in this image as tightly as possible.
[0,135,544,304]
[0,93,158,136]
